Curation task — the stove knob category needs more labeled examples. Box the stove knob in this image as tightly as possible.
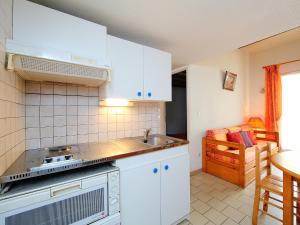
[65,155,72,160]
[45,158,53,163]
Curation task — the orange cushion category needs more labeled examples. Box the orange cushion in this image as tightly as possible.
[206,128,229,151]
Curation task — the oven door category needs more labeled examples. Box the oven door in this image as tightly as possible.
[0,176,108,225]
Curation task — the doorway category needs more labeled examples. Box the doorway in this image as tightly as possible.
[281,72,300,150]
[166,70,187,140]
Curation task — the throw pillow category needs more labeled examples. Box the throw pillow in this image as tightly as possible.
[227,132,245,145]
[240,131,253,148]
[247,131,257,145]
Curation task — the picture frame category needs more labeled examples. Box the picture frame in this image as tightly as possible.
[223,71,237,91]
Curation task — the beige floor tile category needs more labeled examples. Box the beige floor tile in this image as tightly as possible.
[258,214,282,225]
[196,183,215,193]
[191,179,202,187]
[191,185,201,195]
[222,206,246,223]
[209,189,228,201]
[205,222,215,225]
[238,203,253,217]
[190,194,197,203]
[223,196,243,209]
[239,216,252,225]
[195,191,213,203]
[203,208,227,225]
[238,194,253,205]
[222,218,239,225]
[188,211,209,225]
[206,198,227,212]
[191,200,211,214]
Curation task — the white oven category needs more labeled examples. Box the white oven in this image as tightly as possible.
[0,170,120,225]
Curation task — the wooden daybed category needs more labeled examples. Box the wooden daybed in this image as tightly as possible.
[202,125,279,188]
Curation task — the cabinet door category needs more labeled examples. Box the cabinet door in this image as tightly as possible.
[161,153,190,225]
[119,162,161,225]
[143,46,172,101]
[107,35,144,100]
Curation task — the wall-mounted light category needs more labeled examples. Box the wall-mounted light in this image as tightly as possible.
[99,98,133,107]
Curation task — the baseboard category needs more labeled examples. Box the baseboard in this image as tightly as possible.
[190,169,202,176]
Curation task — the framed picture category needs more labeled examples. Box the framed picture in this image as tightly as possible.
[223,71,237,91]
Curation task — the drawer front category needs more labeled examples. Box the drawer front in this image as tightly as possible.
[0,189,50,214]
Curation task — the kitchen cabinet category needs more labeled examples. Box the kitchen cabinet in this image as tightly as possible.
[100,36,171,101]
[143,46,172,101]
[161,154,190,225]
[115,145,189,225]
[101,36,144,100]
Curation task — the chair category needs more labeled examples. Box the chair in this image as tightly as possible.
[252,144,300,224]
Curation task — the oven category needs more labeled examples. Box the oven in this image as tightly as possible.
[0,170,120,225]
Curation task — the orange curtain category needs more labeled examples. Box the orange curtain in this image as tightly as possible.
[264,65,282,132]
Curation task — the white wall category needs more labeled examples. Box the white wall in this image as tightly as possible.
[249,40,300,118]
[186,50,249,171]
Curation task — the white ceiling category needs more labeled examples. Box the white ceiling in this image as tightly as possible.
[30,0,300,68]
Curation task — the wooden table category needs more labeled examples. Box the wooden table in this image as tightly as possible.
[271,151,300,225]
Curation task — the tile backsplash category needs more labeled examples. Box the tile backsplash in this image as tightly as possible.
[25,81,162,150]
[0,0,26,175]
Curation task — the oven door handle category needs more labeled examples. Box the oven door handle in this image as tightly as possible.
[51,181,82,197]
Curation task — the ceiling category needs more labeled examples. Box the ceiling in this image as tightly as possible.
[242,27,300,53]
[30,0,300,68]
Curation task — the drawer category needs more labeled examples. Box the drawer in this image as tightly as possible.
[0,189,50,213]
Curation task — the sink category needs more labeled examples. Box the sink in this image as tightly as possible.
[139,136,175,146]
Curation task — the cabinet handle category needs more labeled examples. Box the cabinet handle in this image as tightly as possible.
[147,92,152,97]
[137,91,142,97]
[164,165,169,171]
[153,168,158,174]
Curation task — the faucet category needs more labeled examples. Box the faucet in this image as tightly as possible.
[143,128,151,143]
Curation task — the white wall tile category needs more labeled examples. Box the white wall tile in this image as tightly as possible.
[54,116,66,126]
[26,128,40,139]
[78,87,88,96]
[54,136,66,146]
[54,106,66,116]
[67,85,77,95]
[26,94,40,105]
[67,126,77,136]
[26,116,39,128]
[67,96,77,106]
[54,84,66,95]
[26,139,40,149]
[25,82,161,150]
[41,127,53,138]
[40,106,53,117]
[54,126,66,137]
[40,117,53,127]
[25,82,40,94]
[40,95,53,106]
[54,95,66,105]
[41,137,53,148]
[41,83,53,94]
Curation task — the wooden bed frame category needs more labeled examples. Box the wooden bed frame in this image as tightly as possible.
[202,130,279,188]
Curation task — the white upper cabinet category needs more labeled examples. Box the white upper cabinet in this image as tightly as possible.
[101,36,172,101]
[100,35,143,100]
[143,46,172,101]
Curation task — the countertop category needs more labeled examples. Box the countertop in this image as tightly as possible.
[1,135,188,183]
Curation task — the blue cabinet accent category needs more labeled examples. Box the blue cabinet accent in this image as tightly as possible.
[137,91,142,97]
[164,165,169,171]
[147,92,152,97]
[153,168,158,174]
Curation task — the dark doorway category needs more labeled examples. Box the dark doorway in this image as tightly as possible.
[166,70,187,140]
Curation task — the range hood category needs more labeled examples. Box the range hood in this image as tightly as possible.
[6,0,111,87]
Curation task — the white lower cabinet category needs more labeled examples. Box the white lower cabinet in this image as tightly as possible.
[115,145,190,225]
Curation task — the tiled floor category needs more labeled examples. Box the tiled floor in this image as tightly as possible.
[180,171,284,225]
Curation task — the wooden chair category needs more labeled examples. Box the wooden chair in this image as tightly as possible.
[252,145,300,224]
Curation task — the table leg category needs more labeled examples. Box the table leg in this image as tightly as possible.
[283,173,293,225]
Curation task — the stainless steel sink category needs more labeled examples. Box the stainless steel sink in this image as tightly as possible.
[138,136,175,146]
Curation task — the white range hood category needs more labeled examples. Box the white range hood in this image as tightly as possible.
[6,0,111,87]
